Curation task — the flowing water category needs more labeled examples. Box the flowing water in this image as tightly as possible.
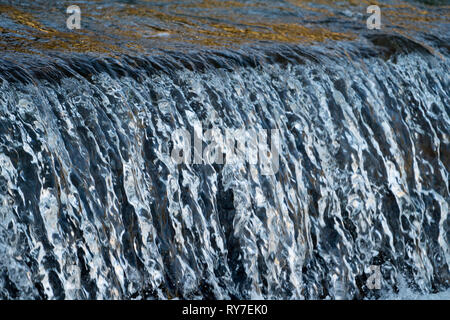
[0,0,449,299]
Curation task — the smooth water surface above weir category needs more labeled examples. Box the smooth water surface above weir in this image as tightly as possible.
[0,0,449,55]
[0,0,449,300]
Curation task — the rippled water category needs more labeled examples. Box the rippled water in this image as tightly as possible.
[0,0,449,299]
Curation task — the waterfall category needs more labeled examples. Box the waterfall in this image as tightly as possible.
[0,0,449,300]
[0,41,448,299]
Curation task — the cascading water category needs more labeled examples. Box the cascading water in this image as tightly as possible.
[0,0,448,300]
